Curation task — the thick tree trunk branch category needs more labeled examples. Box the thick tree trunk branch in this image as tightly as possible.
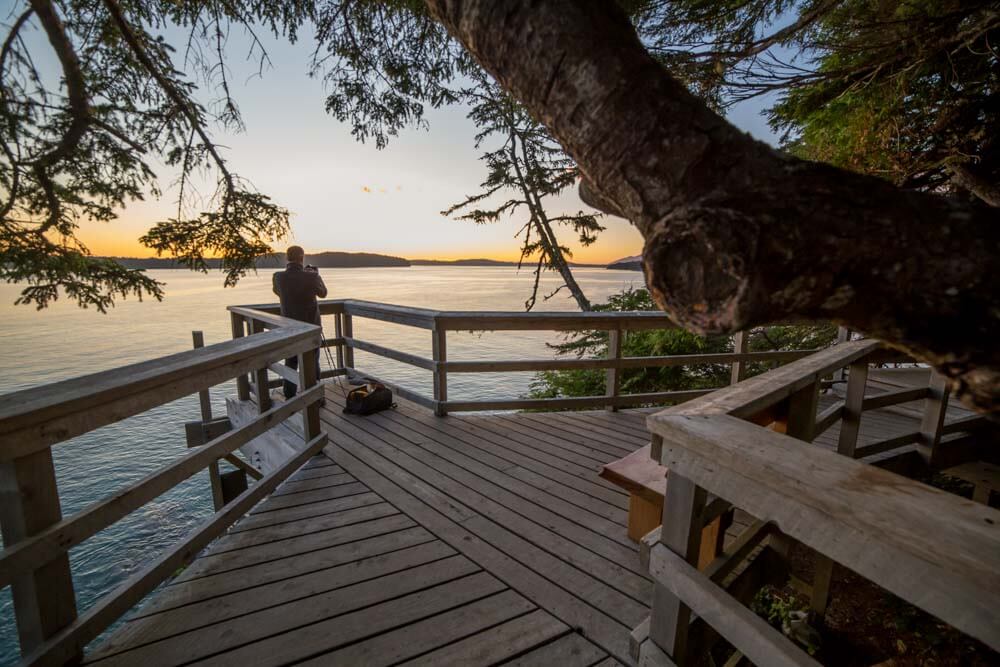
[948,163,1000,208]
[424,0,1000,413]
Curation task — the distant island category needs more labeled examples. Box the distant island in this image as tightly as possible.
[606,255,642,271]
[105,252,626,270]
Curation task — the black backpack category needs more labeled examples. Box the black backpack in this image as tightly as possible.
[343,383,395,416]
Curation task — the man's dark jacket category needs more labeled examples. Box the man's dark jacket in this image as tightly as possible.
[272,263,328,325]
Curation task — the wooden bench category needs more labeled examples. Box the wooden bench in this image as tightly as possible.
[601,444,730,569]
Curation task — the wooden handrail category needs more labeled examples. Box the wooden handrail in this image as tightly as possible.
[0,385,323,588]
[0,323,319,462]
[20,432,328,667]
[1,307,327,661]
[647,413,1000,652]
[229,298,820,415]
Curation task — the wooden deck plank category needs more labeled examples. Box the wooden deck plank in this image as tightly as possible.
[252,477,360,509]
[91,559,487,667]
[301,455,337,469]
[298,590,538,666]
[175,513,416,581]
[487,413,635,465]
[127,527,437,618]
[229,491,383,533]
[188,571,507,666]
[345,389,629,505]
[248,480,368,514]
[386,412,628,522]
[205,502,401,555]
[87,540,457,660]
[358,408,636,545]
[398,407,631,508]
[272,471,355,495]
[286,464,346,481]
[327,443,636,663]
[519,411,650,452]
[321,412,651,596]
[501,412,641,459]
[395,608,569,667]
[502,631,609,667]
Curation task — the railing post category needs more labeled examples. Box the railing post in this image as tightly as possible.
[191,331,224,511]
[0,450,78,658]
[250,320,272,414]
[918,371,950,468]
[833,326,851,382]
[432,325,448,417]
[334,313,345,369]
[605,327,622,412]
[342,312,355,369]
[837,360,869,457]
[785,379,819,443]
[299,347,322,441]
[647,471,706,664]
[785,378,834,621]
[730,330,748,385]
[230,312,251,401]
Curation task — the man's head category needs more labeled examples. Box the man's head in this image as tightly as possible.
[286,245,305,265]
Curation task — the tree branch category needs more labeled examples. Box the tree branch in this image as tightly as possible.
[424,0,1000,413]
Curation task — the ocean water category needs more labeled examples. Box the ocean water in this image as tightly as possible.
[0,266,645,662]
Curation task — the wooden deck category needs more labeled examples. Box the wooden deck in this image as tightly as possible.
[85,381,959,666]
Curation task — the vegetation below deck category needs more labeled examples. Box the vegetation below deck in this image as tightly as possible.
[529,287,837,401]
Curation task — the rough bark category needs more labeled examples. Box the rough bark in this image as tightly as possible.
[424,0,1000,414]
[948,163,1000,208]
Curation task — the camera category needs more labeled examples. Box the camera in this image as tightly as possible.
[304,264,318,272]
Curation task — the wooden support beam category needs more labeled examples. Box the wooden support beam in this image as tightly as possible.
[606,328,623,412]
[432,326,448,417]
[299,348,322,441]
[649,473,706,664]
[919,372,951,468]
[342,313,355,369]
[0,449,78,659]
[229,313,250,401]
[192,331,224,511]
[648,544,819,667]
[837,361,869,456]
[730,331,748,385]
[250,320,272,414]
[333,314,345,368]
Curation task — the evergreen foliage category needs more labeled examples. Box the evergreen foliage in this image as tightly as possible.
[529,287,837,400]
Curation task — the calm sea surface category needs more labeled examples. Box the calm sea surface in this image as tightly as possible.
[0,266,644,662]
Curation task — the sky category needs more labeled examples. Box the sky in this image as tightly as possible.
[71,21,781,265]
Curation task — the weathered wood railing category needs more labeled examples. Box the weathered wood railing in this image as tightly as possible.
[230,298,818,417]
[0,314,327,666]
[634,340,1000,666]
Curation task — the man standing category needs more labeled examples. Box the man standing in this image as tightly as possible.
[272,245,327,398]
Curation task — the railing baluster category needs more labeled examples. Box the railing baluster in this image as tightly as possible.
[605,327,622,412]
[250,320,272,414]
[230,312,251,401]
[334,312,345,369]
[918,371,951,467]
[342,312,355,369]
[298,348,322,440]
[647,471,707,664]
[837,360,869,456]
[0,449,78,658]
[191,331,225,511]
[432,325,448,417]
[730,330,748,385]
